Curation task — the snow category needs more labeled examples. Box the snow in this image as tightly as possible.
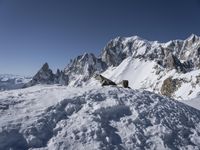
[136,45,147,56]
[172,70,200,100]
[1,34,200,149]
[102,57,158,90]
[89,56,200,101]
[182,96,200,110]
[0,85,200,149]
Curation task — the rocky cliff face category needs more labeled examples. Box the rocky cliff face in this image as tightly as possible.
[25,63,55,87]
[64,53,107,86]
[25,63,68,87]
[101,34,200,72]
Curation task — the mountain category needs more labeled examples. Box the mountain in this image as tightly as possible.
[65,34,200,100]
[0,74,31,91]
[98,34,200,100]
[99,34,200,72]
[64,53,107,86]
[1,85,200,150]
[24,63,68,87]
[27,34,200,100]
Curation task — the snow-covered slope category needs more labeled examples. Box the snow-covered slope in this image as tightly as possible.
[0,74,31,91]
[1,85,200,150]
[100,57,200,100]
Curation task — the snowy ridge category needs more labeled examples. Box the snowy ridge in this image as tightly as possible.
[0,85,200,149]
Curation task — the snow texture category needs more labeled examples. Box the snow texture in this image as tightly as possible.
[0,85,200,150]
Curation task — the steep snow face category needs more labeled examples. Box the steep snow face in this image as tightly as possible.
[0,74,31,91]
[0,85,200,150]
[99,57,200,100]
[102,57,158,90]
[64,53,107,87]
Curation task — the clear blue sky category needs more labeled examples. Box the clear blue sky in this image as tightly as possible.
[0,0,200,75]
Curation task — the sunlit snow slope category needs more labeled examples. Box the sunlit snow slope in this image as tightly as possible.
[100,57,200,100]
[0,85,200,150]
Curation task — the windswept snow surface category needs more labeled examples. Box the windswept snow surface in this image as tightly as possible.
[0,85,200,150]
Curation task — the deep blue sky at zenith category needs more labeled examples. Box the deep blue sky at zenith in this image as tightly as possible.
[0,0,200,75]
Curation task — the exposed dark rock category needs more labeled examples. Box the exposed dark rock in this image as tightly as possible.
[55,69,69,85]
[118,80,130,88]
[25,63,55,87]
[161,77,182,97]
[163,53,187,73]
[64,53,107,86]
[196,75,200,85]
[94,74,116,86]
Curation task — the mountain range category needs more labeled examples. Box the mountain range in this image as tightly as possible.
[26,34,200,100]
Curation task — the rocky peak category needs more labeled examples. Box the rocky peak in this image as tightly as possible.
[40,62,49,72]
[25,63,55,87]
[101,34,200,72]
[64,53,107,86]
[55,69,69,85]
[101,36,148,66]
[186,34,199,43]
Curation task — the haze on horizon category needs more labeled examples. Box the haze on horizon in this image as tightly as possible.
[0,0,200,76]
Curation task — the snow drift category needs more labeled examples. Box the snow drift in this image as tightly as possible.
[0,85,200,150]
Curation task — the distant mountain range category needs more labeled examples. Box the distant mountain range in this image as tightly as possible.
[0,74,31,91]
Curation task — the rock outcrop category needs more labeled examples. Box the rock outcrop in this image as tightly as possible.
[118,80,130,88]
[25,63,55,87]
[25,63,69,87]
[64,53,107,86]
[94,74,116,86]
[54,69,69,85]
[161,77,181,97]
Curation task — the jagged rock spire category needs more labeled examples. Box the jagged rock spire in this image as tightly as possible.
[25,63,55,87]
